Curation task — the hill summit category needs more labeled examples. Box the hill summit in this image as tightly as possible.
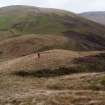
[0,5,105,55]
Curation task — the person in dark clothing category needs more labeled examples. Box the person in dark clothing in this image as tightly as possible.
[37,52,40,58]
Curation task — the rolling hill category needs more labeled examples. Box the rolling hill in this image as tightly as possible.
[0,6,105,50]
[1,5,105,105]
[80,11,105,25]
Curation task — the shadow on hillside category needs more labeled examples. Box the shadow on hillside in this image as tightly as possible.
[12,67,80,78]
[72,53,105,72]
[63,31,105,51]
[73,53,105,63]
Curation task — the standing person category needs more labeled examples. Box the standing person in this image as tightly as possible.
[33,48,40,58]
[37,52,40,58]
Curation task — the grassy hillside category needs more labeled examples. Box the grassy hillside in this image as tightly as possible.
[0,6,105,51]
[1,5,105,105]
[0,49,104,73]
[0,35,70,61]
[0,49,105,105]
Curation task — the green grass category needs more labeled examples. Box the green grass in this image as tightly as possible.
[0,13,100,36]
[11,15,67,34]
[0,16,14,30]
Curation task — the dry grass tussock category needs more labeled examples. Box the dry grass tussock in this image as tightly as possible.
[0,49,105,105]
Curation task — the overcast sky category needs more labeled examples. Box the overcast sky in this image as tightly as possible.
[0,0,105,13]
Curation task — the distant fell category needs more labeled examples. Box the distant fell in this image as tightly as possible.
[80,11,105,25]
